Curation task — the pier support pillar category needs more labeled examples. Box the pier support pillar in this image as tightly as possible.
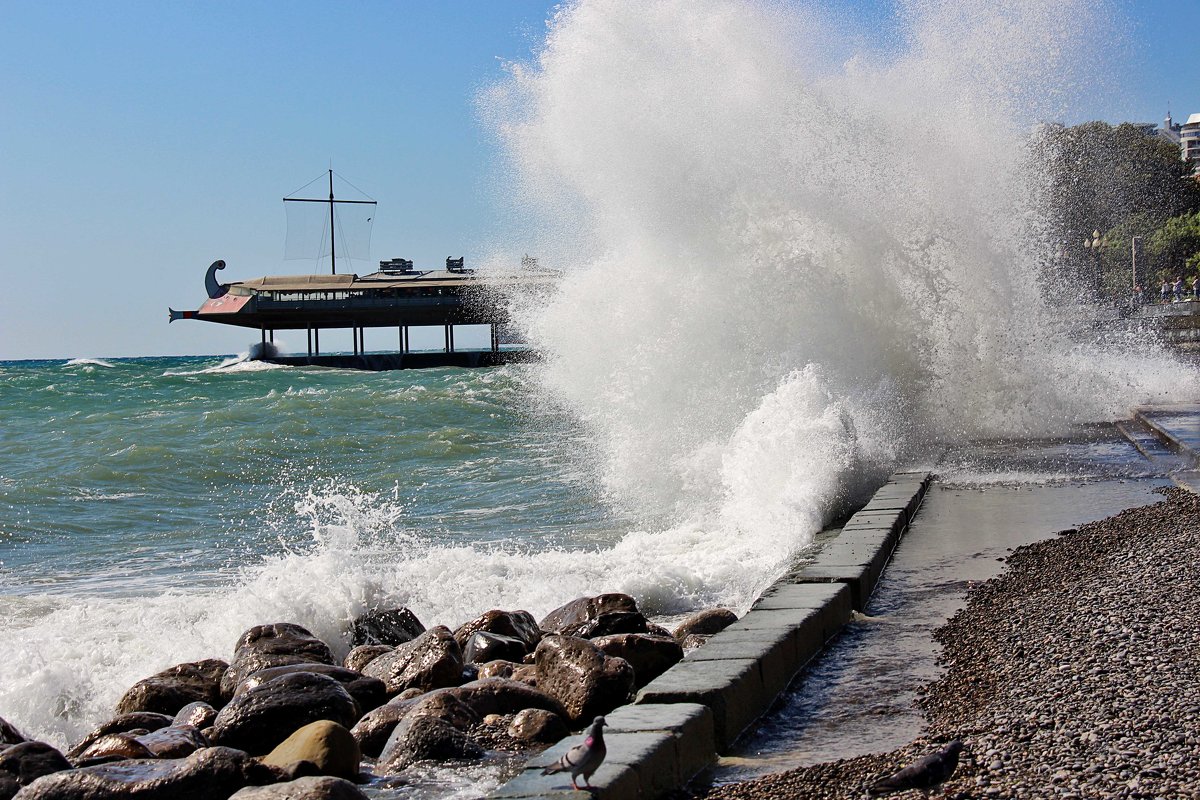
[306,325,313,363]
[490,324,499,354]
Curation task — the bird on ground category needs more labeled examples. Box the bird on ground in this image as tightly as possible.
[541,716,607,790]
[868,739,963,797]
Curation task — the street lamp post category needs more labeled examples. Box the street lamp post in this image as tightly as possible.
[1130,235,1142,292]
[1083,229,1104,299]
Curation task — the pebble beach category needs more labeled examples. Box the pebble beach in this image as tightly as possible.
[691,486,1200,800]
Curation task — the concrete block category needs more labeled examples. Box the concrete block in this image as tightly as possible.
[605,703,716,786]
[686,624,795,697]
[497,762,642,799]
[635,658,764,752]
[751,582,852,641]
[886,470,931,484]
[791,562,873,610]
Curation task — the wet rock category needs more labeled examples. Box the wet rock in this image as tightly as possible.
[210,672,360,756]
[673,608,738,640]
[647,623,674,638]
[260,721,360,782]
[533,635,635,725]
[679,633,711,651]
[591,632,683,688]
[0,719,24,746]
[539,593,649,639]
[453,610,542,653]
[376,715,482,773]
[475,660,520,680]
[462,632,527,665]
[460,664,479,683]
[360,626,463,695]
[172,702,217,730]
[229,776,367,800]
[0,742,71,796]
[115,659,229,716]
[507,708,568,745]
[511,665,539,686]
[342,646,391,674]
[221,623,336,699]
[133,725,208,759]
[447,678,567,719]
[13,745,278,800]
[67,713,173,760]
[235,664,386,717]
[349,607,424,648]
[72,733,156,765]
[351,691,479,758]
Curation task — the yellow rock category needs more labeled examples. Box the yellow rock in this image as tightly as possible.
[261,720,361,781]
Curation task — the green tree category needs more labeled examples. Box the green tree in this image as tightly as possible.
[1147,210,1200,278]
[1033,121,1200,296]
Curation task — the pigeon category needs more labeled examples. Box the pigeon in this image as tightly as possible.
[868,739,963,796]
[541,716,607,789]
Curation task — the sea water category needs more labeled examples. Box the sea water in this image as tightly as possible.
[1,0,1197,781]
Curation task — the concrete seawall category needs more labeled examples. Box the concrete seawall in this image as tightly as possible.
[491,471,931,800]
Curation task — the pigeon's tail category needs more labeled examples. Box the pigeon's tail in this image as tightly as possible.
[541,764,565,776]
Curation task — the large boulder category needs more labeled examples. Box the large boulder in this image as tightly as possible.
[590,633,683,688]
[234,664,385,717]
[67,713,174,760]
[453,610,541,652]
[173,702,217,730]
[0,742,71,797]
[221,624,336,699]
[12,746,278,800]
[539,593,649,639]
[134,726,208,759]
[72,733,155,765]
[350,691,478,759]
[0,719,24,746]
[376,715,482,773]
[229,776,367,800]
[210,672,359,756]
[360,627,462,695]
[446,678,566,720]
[260,721,360,782]
[533,636,635,725]
[349,608,424,648]
[342,646,391,674]
[673,608,738,640]
[462,632,526,665]
[115,659,229,716]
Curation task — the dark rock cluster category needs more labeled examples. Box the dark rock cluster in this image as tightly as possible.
[689,488,1200,799]
[1,593,735,800]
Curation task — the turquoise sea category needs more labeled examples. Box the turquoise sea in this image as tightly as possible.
[0,356,612,597]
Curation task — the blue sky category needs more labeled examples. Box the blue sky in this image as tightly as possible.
[1,0,1197,360]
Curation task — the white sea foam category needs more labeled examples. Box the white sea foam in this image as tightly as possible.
[63,358,114,368]
[162,353,286,376]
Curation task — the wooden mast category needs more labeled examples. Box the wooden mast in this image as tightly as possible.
[328,169,336,276]
[283,170,376,276]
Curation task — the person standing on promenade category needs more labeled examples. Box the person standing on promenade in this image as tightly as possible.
[1173,276,1184,302]
[1161,279,1171,303]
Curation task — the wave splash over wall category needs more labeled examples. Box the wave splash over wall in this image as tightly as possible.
[485,0,1191,540]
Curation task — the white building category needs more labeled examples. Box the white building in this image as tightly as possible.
[1181,113,1200,171]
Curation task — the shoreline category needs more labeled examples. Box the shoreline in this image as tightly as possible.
[687,487,1200,799]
